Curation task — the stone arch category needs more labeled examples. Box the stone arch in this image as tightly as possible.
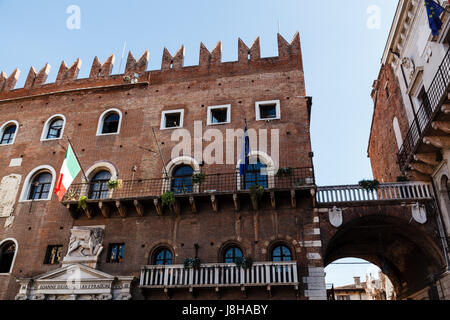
[217,240,249,263]
[323,214,446,298]
[262,236,301,261]
[236,151,276,189]
[147,242,177,264]
[81,161,119,199]
[162,156,201,192]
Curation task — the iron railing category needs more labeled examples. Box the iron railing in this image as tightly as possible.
[398,47,450,171]
[62,167,315,202]
[140,261,299,288]
[316,181,433,204]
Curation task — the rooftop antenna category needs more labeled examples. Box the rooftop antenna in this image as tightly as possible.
[119,41,127,74]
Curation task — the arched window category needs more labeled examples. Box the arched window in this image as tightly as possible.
[271,245,292,262]
[0,241,16,273]
[88,170,111,199]
[171,165,194,194]
[223,245,243,263]
[1,123,17,145]
[244,159,268,189]
[97,109,122,136]
[154,248,173,265]
[28,172,53,200]
[46,118,64,139]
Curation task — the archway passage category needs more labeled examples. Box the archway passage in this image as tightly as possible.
[323,214,446,299]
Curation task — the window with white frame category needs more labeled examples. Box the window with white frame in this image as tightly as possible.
[96,109,122,136]
[19,165,57,202]
[0,121,19,146]
[207,105,231,125]
[160,109,184,130]
[41,115,65,141]
[255,100,281,121]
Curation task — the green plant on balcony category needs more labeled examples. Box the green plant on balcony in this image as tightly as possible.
[77,196,88,210]
[235,257,253,270]
[107,179,123,190]
[249,184,264,209]
[294,179,303,187]
[161,191,175,213]
[358,179,380,192]
[184,257,201,270]
[192,172,206,185]
[276,167,293,177]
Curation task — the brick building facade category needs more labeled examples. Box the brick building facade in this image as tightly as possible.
[0,33,327,300]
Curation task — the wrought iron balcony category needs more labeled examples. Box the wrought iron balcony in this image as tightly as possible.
[398,47,450,171]
[316,181,433,205]
[62,167,315,202]
[139,261,299,290]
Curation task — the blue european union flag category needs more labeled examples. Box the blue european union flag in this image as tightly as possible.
[425,0,445,36]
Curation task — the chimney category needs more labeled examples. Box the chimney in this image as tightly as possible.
[354,277,361,288]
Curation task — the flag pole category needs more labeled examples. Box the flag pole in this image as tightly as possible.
[65,136,88,182]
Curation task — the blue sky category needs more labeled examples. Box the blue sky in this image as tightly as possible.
[0,0,398,286]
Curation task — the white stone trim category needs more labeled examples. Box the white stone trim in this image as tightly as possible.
[96,108,122,136]
[82,162,119,198]
[0,120,19,146]
[301,240,322,248]
[163,156,201,193]
[160,109,184,130]
[0,238,18,275]
[255,100,281,121]
[306,253,322,260]
[207,104,231,126]
[19,165,57,202]
[40,114,66,141]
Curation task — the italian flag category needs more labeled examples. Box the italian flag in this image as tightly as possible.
[54,144,81,201]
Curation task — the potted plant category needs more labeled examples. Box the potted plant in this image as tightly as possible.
[358,179,380,192]
[107,178,123,190]
[77,196,88,210]
[192,172,206,185]
[235,257,253,270]
[66,189,79,201]
[184,257,201,270]
[161,191,175,213]
[276,167,293,177]
[249,184,265,209]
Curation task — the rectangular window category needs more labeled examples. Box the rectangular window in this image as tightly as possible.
[207,105,231,125]
[44,245,63,265]
[161,109,184,130]
[255,100,281,121]
[106,243,125,263]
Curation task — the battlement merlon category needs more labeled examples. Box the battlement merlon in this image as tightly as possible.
[0,32,303,101]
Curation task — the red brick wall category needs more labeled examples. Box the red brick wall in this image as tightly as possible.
[0,34,320,300]
[368,64,409,182]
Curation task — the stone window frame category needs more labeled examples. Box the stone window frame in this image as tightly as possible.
[80,161,119,199]
[40,114,66,142]
[235,151,276,190]
[206,104,231,126]
[0,120,19,146]
[19,165,57,203]
[0,238,18,275]
[160,109,185,130]
[255,100,281,121]
[267,240,295,262]
[162,156,201,193]
[150,244,175,265]
[218,241,246,263]
[96,108,123,136]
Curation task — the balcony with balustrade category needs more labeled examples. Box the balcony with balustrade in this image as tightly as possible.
[139,261,299,297]
[398,47,450,177]
[61,167,315,219]
[316,181,433,207]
